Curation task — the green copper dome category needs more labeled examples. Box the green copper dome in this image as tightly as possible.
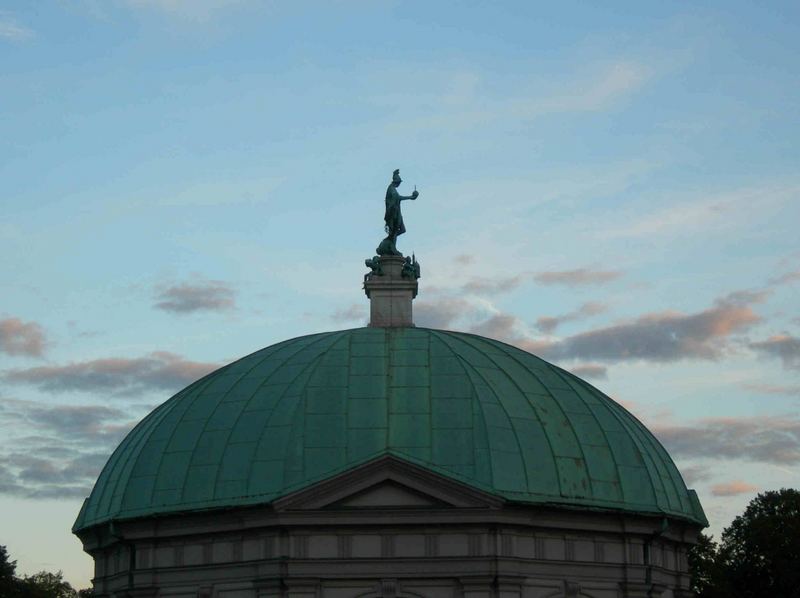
[73,327,706,531]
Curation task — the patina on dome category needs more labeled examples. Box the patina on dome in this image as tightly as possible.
[73,327,707,532]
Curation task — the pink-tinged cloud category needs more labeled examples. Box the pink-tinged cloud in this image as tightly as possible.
[679,465,711,486]
[542,290,762,363]
[462,275,527,295]
[154,278,236,314]
[469,313,520,341]
[453,254,475,266]
[711,481,759,497]
[415,298,473,330]
[0,399,138,498]
[536,302,608,334]
[750,334,800,370]
[534,267,622,287]
[3,351,220,395]
[0,318,46,357]
[568,363,608,380]
[413,288,764,367]
[652,415,800,464]
[768,270,800,285]
[331,304,366,324]
[742,382,800,396]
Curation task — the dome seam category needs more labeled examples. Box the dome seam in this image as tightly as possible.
[621,408,688,514]
[248,331,348,495]
[428,330,496,488]
[486,337,596,501]
[150,342,285,508]
[203,332,340,502]
[553,367,625,500]
[590,385,665,512]
[433,331,537,495]
[94,369,222,526]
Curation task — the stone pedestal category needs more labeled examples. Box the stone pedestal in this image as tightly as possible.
[363,255,418,327]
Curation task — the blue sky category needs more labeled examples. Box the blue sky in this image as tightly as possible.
[1,0,799,588]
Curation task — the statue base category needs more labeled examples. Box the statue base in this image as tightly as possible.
[363,255,418,327]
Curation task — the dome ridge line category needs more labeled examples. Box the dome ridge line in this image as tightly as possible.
[445,334,558,494]
[627,418,684,511]
[552,367,626,499]
[612,398,689,513]
[163,339,310,508]
[245,331,348,497]
[138,368,240,514]
[99,378,214,523]
[427,330,496,487]
[500,346,600,500]
[82,405,155,525]
[461,333,590,499]
[585,380,668,511]
[201,332,344,505]
[622,400,695,513]
[432,331,543,495]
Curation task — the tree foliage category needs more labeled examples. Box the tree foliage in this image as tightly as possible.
[689,488,800,598]
[1,545,20,597]
[687,533,722,597]
[18,571,78,598]
[0,545,90,598]
[718,488,800,598]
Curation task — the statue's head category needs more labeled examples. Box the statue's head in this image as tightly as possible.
[392,169,402,186]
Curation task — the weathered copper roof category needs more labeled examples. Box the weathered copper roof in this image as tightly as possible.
[73,327,707,531]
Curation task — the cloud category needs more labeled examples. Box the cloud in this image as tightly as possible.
[331,304,366,324]
[0,450,107,498]
[417,288,766,368]
[12,452,107,485]
[711,481,759,497]
[0,318,46,357]
[601,183,800,239]
[0,12,34,41]
[0,400,136,498]
[568,364,608,380]
[750,334,800,370]
[389,60,650,135]
[0,399,135,445]
[469,313,521,341]
[768,270,800,285]
[454,254,475,266]
[536,302,608,334]
[415,298,474,329]
[534,268,622,287]
[153,279,236,314]
[679,465,711,486]
[121,0,253,22]
[3,351,219,395]
[652,415,800,465]
[462,275,527,295]
[741,383,800,396]
[542,290,763,363]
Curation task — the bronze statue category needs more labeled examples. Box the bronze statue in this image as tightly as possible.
[377,169,418,256]
[364,256,383,281]
[401,254,421,280]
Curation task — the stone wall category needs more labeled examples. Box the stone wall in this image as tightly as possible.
[81,511,695,598]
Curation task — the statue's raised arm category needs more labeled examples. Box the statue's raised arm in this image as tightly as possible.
[377,169,419,256]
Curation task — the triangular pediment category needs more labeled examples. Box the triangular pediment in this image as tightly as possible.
[331,480,446,509]
[272,454,504,512]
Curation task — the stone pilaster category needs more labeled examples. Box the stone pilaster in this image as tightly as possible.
[364,255,418,327]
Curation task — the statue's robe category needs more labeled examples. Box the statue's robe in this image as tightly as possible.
[384,184,406,237]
